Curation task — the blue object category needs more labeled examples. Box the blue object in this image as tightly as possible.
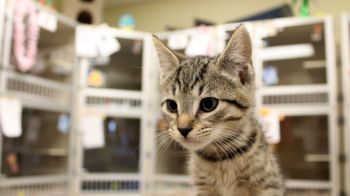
[118,14,135,29]
[58,114,70,134]
[263,66,279,86]
[108,120,117,134]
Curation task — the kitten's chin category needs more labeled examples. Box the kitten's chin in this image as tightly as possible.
[176,138,210,151]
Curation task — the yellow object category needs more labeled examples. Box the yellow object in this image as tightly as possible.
[17,191,25,196]
[259,107,271,117]
[87,69,105,87]
[259,108,285,121]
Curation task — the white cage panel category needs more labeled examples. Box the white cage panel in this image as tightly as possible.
[80,174,140,194]
[0,175,68,196]
[286,189,330,196]
[83,88,142,118]
[3,71,72,111]
[262,92,328,105]
[285,180,331,196]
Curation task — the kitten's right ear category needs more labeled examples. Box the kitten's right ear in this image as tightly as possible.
[152,35,185,79]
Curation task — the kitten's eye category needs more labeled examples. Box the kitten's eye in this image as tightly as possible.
[200,97,218,112]
[166,99,178,113]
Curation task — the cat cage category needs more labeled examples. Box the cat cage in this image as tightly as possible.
[0,0,77,195]
[253,16,339,196]
[341,13,350,196]
[72,27,156,196]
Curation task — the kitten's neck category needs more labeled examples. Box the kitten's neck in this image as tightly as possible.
[195,118,264,162]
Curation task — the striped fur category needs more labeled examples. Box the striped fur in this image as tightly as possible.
[154,25,284,196]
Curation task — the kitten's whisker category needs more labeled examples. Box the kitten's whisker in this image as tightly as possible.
[213,132,250,165]
[134,131,168,153]
[155,132,173,164]
[155,137,169,160]
[156,142,169,167]
[215,140,229,160]
[230,132,257,153]
[209,143,223,162]
[156,137,173,166]
[193,128,212,137]
[225,136,252,166]
[212,139,230,161]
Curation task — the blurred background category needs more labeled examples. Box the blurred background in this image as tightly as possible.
[0,0,349,195]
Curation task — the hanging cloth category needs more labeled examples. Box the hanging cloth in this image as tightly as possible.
[13,0,40,72]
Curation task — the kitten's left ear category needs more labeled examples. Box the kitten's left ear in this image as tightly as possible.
[217,25,253,85]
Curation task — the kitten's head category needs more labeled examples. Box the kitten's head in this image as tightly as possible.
[153,25,255,151]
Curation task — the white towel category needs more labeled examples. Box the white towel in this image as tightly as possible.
[0,97,22,138]
[81,115,105,149]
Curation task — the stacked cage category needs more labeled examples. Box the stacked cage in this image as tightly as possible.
[73,29,156,195]
[0,0,77,195]
[253,17,339,196]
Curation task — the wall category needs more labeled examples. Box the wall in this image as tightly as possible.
[103,0,350,33]
[104,0,287,32]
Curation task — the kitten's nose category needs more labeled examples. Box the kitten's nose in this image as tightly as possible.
[177,114,194,138]
[178,127,193,138]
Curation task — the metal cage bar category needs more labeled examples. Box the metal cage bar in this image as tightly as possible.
[341,13,350,196]
[324,16,340,196]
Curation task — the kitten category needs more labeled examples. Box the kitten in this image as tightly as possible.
[153,25,284,196]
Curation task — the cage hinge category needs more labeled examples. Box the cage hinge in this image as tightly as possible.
[340,190,347,196]
[339,153,347,163]
[338,94,344,102]
[338,116,345,126]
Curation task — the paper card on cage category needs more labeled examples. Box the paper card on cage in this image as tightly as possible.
[97,25,121,57]
[0,97,22,138]
[258,108,281,144]
[168,33,188,50]
[81,115,105,149]
[185,27,212,56]
[76,25,99,58]
[38,10,58,32]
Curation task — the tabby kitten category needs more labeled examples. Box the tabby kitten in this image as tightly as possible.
[153,25,284,196]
